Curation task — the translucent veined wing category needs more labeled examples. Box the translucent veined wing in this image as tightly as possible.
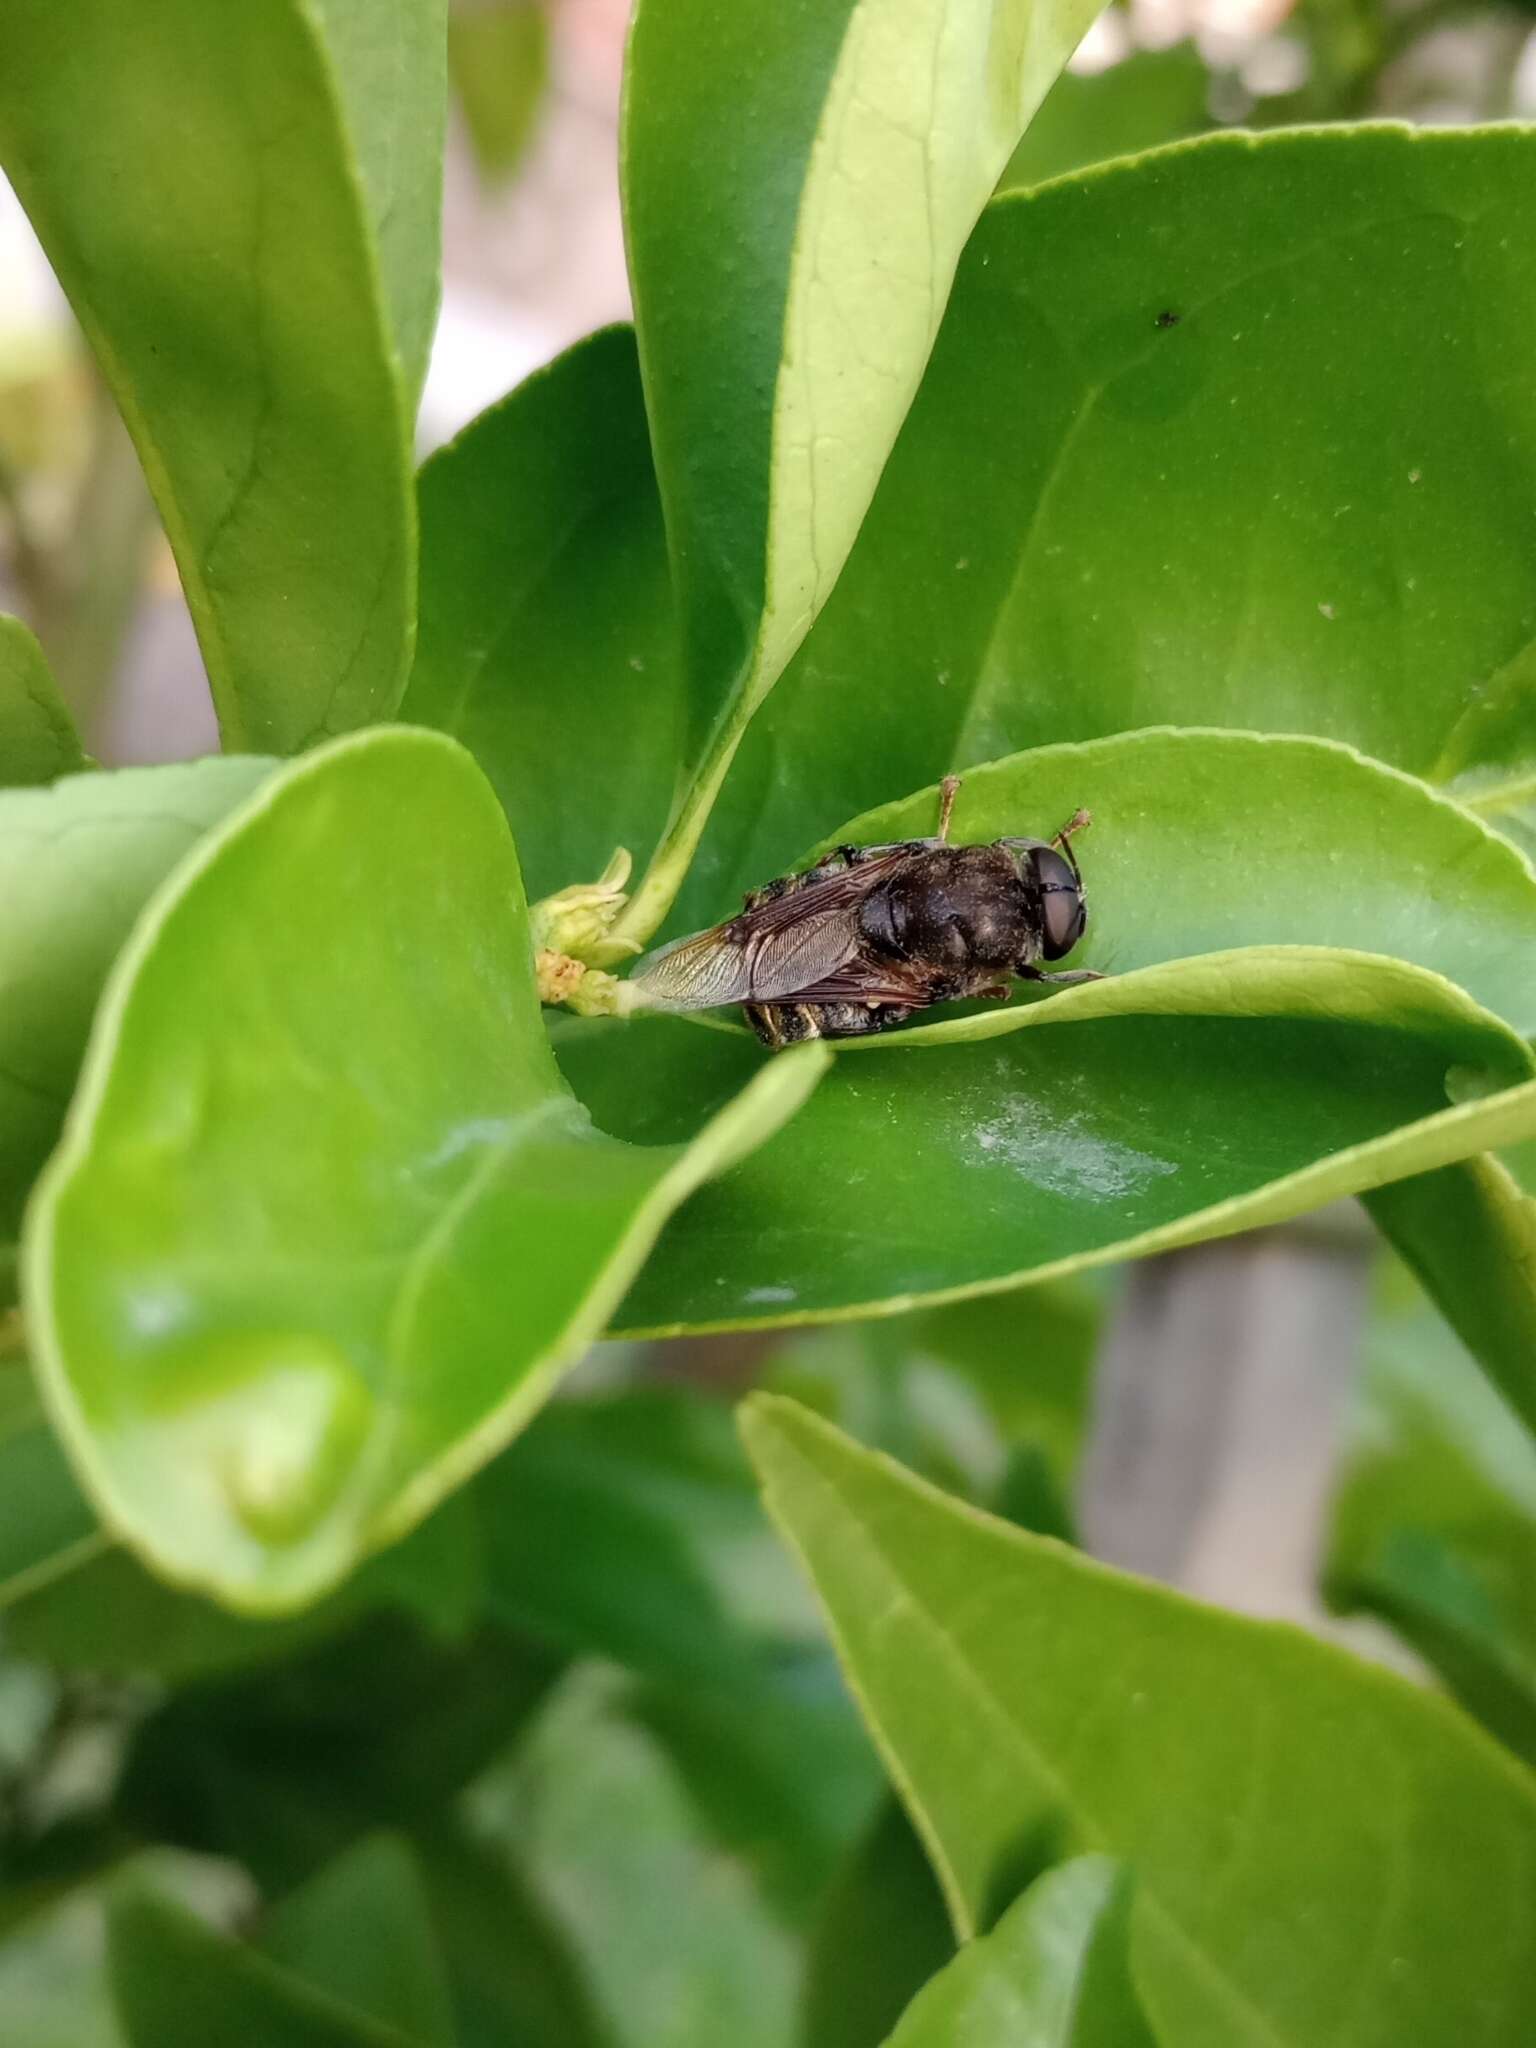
[629,847,917,1012]
[628,922,759,1010]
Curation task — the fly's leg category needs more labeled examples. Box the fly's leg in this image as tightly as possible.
[1018,965,1104,986]
[936,774,961,842]
[1050,807,1091,850]
[744,1002,824,1047]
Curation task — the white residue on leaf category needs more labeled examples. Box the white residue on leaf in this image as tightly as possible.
[744,1284,798,1305]
[969,1094,1176,1200]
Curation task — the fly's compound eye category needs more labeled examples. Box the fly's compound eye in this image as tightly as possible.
[1034,846,1086,959]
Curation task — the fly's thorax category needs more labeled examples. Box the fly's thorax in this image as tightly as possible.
[859,843,1031,971]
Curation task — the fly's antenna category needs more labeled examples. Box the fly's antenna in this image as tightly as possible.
[1050,807,1091,881]
[936,774,961,842]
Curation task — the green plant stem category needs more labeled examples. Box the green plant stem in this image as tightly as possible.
[610,683,759,949]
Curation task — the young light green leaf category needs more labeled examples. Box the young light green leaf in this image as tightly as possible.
[0,0,417,752]
[263,1836,457,2048]
[618,0,1107,941]
[24,729,825,1609]
[0,615,88,788]
[693,126,1536,911]
[1325,1263,1536,1765]
[304,0,449,409]
[742,1396,1536,2046]
[108,1885,429,2048]
[0,758,273,1280]
[882,1857,1154,2048]
[403,327,681,902]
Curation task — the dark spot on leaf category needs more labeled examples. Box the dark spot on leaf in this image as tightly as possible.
[1155,309,1181,330]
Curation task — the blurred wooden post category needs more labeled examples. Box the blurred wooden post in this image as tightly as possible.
[1079,1215,1374,1627]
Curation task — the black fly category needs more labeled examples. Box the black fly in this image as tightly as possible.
[630,777,1100,1046]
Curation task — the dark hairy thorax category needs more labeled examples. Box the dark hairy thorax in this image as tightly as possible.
[858,843,1038,976]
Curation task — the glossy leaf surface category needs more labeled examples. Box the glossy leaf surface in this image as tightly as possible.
[568,730,1536,1332]
[0,0,416,751]
[404,327,681,901]
[25,729,825,1607]
[690,126,1536,914]
[803,732,1536,1039]
[576,1017,1536,1334]
[622,0,1105,866]
[882,1857,1154,2048]
[744,1397,1536,2045]
[0,758,272,1275]
[0,616,87,788]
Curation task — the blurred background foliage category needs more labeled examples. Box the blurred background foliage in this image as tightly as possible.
[3,0,1535,2041]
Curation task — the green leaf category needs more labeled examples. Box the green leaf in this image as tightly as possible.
[881,1856,1155,2048]
[1364,1153,1536,1434]
[108,1885,428,2048]
[263,1836,456,2048]
[473,1388,881,1920]
[0,1370,102,1607]
[800,731,1536,1042]
[403,328,681,901]
[408,1819,613,2048]
[766,1280,1105,1517]
[0,615,88,789]
[1325,1265,1536,1765]
[475,1387,825,1684]
[618,0,1105,937]
[114,1613,559,1891]
[0,1375,485,1682]
[305,0,449,409]
[800,1799,954,2048]
[0,0,418,751]
[448,0,551,183]
[0,757,272,1277]
[487,1664,802,2048]
[24,728,825,1609]
[996,42,1211,192]
[693,126,1536,912]
[566,729,1536,1334]
[572,1015,1536,1335]
[742,1396,1536,2045]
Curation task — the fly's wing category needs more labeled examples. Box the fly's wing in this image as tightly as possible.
[778,955,954,1006]
[627,922,758,1011]
[630,848,915,1012]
